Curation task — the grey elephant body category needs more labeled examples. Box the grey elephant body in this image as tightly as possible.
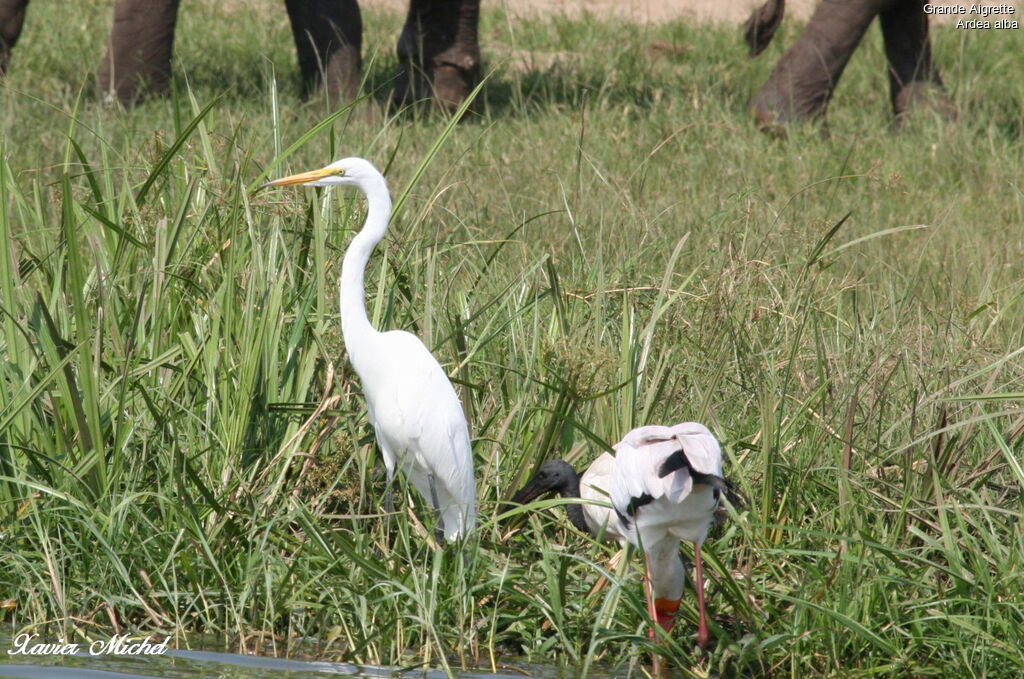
[0,0,480,109]
[745,0,954,129]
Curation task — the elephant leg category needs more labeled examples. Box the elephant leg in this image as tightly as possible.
[750,0,885,130]
[284,0,361,102]
[97,0,181,105]
[879,0,955,122]
[393,0,480,112]
[743,0,785,58]
[0,0,30,76]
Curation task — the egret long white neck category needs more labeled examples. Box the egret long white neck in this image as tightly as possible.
[340,174,393,350]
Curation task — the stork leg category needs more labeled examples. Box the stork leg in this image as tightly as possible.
[693,541,709,650]
[644,552,666,678]
[643,552,659,634]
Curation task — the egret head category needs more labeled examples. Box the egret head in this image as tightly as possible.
[509,459,580,504]
[263,157,383,189]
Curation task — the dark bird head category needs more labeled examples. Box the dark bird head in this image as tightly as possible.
[502,460,591,536]
[508,460,581,505]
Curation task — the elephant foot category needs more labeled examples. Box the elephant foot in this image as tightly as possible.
[392,60,477,113]
[97,63,172,106]
[313,43,362,104]
[749,81,829,135]
[892,81,957,127]
[286,0,363,104]
[432,63,476,110]
[97,0,180,106]
[749,0,878,134]
[392,0,481,113]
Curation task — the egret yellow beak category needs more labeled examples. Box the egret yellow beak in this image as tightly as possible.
[262,166,340,187]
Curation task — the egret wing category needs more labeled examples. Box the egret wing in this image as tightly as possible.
[361,330,476,538]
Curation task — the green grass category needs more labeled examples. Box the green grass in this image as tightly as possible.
[1,1,1022,677]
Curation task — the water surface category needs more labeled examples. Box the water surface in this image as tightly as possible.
[0,632,613,679]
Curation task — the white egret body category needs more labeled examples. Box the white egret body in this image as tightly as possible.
[266,158,476,542]
[609,422,725,649]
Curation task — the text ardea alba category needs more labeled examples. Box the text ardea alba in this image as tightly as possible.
[265,158,476,542]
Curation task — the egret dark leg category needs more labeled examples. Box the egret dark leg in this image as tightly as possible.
[378,469,396,555]
[428,472,446,545]
[694,541,709,650]
[383,469,395,513]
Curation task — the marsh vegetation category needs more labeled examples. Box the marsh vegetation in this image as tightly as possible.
[0,1,1022,677]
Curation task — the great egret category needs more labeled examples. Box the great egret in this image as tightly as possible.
[264,158,476,542]
[506,453,625,542]
[609,423,726,652]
